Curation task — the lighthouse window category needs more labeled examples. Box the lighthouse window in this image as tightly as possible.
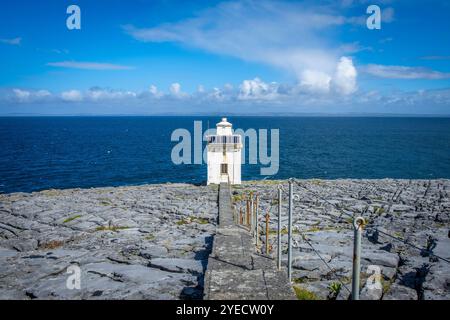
[207,135,241,144]
[221,163,228,174]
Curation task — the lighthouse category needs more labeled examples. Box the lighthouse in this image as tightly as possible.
[207,118,242,185]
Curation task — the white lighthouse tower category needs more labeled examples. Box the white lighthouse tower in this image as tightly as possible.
[207,118,242,185]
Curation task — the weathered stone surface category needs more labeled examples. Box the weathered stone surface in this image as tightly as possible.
[1,178,449,300]
[148,258,204,274]
[0,183,217,300]
[234,179,450,300]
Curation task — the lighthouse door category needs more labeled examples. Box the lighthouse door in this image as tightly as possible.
[220,163,228,175]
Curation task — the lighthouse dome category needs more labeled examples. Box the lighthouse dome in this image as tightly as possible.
[216,117,232,128]
[216,117,233,135]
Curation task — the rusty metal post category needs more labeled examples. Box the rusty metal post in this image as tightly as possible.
[288,179,293,282]
[277,186,282,270]
[250,197,254,235]
[246,200,250,227]
[265,212,270,254]
[352,216,365,300]
[239,207,243,225]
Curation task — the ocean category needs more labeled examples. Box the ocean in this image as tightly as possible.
[1,116,450,193]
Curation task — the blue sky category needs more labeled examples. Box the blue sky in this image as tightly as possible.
[0,0,449,115]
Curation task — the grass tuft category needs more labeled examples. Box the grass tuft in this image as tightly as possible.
[63,215,82,223]
[95,225,130,232]
[293,286,320,300]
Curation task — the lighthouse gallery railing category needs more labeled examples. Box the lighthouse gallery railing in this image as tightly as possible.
[207,135,241,144]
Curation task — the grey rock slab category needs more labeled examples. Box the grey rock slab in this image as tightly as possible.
[148,258,204,274]
[139,246,169,259]
[383,283,418,300]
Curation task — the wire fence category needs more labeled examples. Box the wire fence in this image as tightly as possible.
[232,178,449,300]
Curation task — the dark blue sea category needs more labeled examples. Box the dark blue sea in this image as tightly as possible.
[1,116,450,193]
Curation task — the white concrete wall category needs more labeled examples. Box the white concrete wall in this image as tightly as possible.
[207,146,241,185]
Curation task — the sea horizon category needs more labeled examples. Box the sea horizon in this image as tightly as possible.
[2,113,450,118]
[1,116,450,193]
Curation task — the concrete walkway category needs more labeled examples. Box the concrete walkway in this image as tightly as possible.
[204,183,296,300]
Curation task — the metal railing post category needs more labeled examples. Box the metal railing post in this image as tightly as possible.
[265,212,270,254]
[250,197,254,233]
[352,216,365,300]
[239,207,243,225]
[277,186,282,270]
[255,194,259,247]
[288,179,293,282]
[246,199,250,227]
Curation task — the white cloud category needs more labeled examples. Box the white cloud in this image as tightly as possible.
[0,37,21,45]
[149,85,164,98]
[238,78,279,100]
[123,0,371,87]
[35,90,52,98]
[61,90,83,102]
[47,61,134,70]
[197,85,205,93]
[223,83,233,91]
[123,1,398,96]
[333,56,357,95]
[86,88,137,101]
[299,70,331,94]
[12,89,51,102]
[3,84,450,115]
[364,64,450,79]
[13,89,31,102]
[169,83,188,98]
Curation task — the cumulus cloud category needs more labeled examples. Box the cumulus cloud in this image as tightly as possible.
[12,89,51,102]
[197,85,205,93]
[86,87,137,101]
[13,89,30,101]
[238,78,279,100]
[364,64,450,79]
[169,83,188,98]
[124,1,381,91]
[0,37,21,45]
[333,56,357,95]
[47,61,134,70]
[299,70,331,94]
[149,85,164,98]
[61,90,83,102]
[2,84,450,115]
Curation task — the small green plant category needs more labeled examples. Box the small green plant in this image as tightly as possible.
[293,286,320,300]
[176,219,190,225]
[381,277,393,294]
[293,277,308,284]
[327,282,342,300]
[270,199,279,205]
[232,194,243,202]
[144,234,156,241]
[95,225,130,232]
[393,232,404,240]
[176,216,210,225]
[63,215,82,223]
[193,217,209,224]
